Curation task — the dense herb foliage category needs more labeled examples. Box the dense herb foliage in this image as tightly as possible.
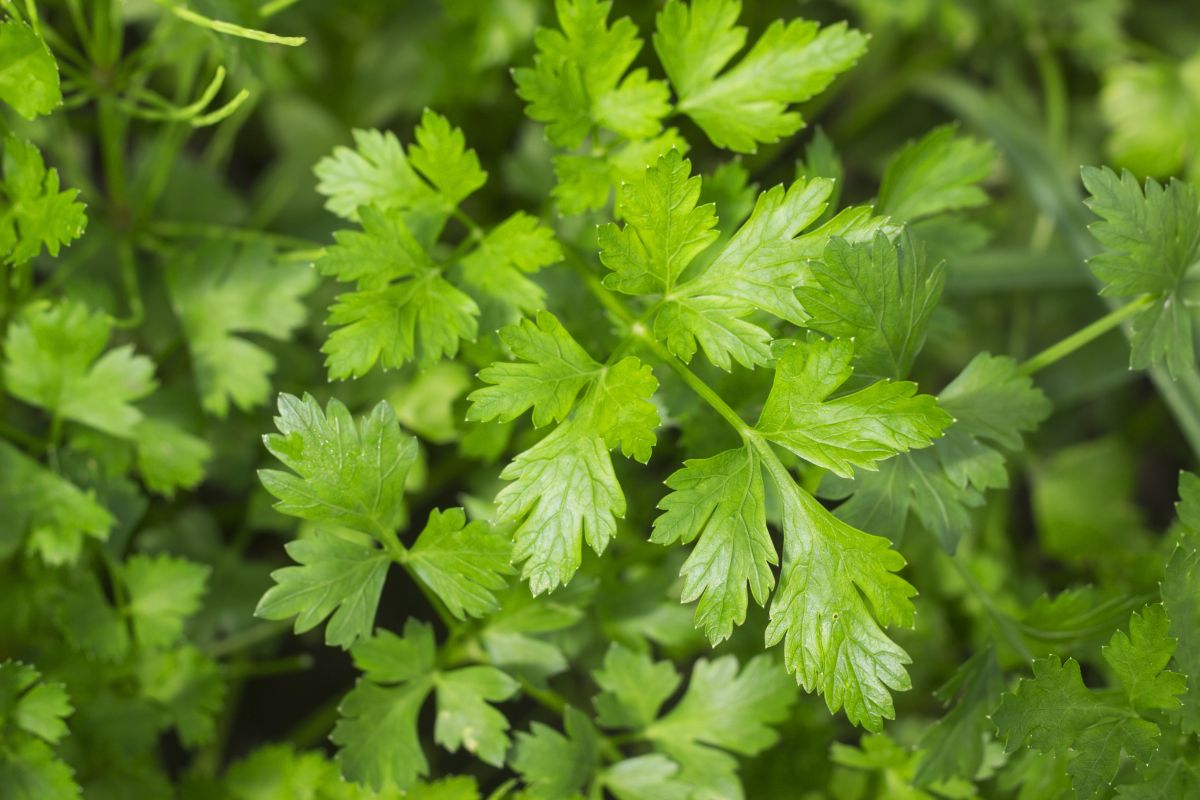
[1,1,1199,798]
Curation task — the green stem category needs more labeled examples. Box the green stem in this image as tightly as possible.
[205,621,290,658]
[1017,295,1152,376]
[148,220,324,251]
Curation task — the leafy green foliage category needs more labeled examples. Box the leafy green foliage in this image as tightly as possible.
[654,0,867,152]
[1082,165,1200,377]
[2,1,1199,798]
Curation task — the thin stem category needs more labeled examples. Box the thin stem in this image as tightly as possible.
[148,220,324,252]
[1018,295,1152,376]
[205,621,290,658]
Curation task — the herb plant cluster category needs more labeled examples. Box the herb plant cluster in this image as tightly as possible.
[1,1,1199,798]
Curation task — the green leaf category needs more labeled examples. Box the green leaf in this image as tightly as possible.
[796,231,944,380]
[877,124,996,222]
[602,755,692,800]
[1163,477,1200,733]
[314,113,484,241]
[407,109,487,208]
[468,311,601,428]
[457,212,561,323]
[0,440,112,565]
[765,475,914,731]
[1102,605,1186,713]
[651,445,776,644]
[0,136,86,264]
[513,706,600,798]
[167,241,316,417]
[644,654,794,756]
[593,644,681,729]
[1101,52,1200,181]
[496,419,624,595]
[755,337,951,478]
[3,300,155,438]
[654,0,866,152]
[255,530,390,649]
[993,655,1161,800]
[123,554,210,650]
[335,622,517,792]
[405,508,515,621]
[260,394,418,538]
[0,738,80,800]
[0,21,61,120]
[433,666,520,765]
[589,356,659,463]
[0,661,73,745]
[133,418,211,498]
[137,645,225,748]
[914,647,1003,786]
[318,205,479,378]
[1081,165,1200,378]
[514,0,669,148]
[552,129,689,214]
[604,151,891,371]
[597,148,718,296]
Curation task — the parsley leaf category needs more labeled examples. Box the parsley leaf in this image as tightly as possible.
[1163,471,1200,734]
[755,337,951,478]
[513,706,600,798]
[593,644,681,729]
[334,621,518,792]
[1081,165,1200,378]
[994,606,1185,799]
[255,530,390,649]
[456,212,562,325]
[600,150,890,371]
[260,394,418,537]
[765,473,916,731]
[314,111,485,243]
[470,312,659,592]
[0,440,112,565]
[319,205,479,378]
[3,300,155,438]
[0,21,61,120]
[404,507,516,621]
[167,241,316,417]
[877,124,996,222]
[0,136,86,264]
[796,231,944,380]
[0,661,78,800]
[514,0,669,148]
[123,554,210,650]
[651,446,776,644]
[654,0,866,152]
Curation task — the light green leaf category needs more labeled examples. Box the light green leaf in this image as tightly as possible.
[877,124,996,222]
[654,0,866,152]
[467,311,600,428]
[496,419,624,595]
[514,0,669,148]
[797,231,944,380]
[765,475,915,731]
[255,530,390,649]
[167,241,315,417]
[1081,166,1200,378]
[756,337,951,478]
[1103,605,1186,713]
[405,508,515,621]
[407,109,487,208]
[513,706,600,798]
[3,300,155,438]
[0,440,112,565]
[133,418,211,498]
[645,654,794,755]
[433,666,519,765]
[0,661,73,745]
[260,394,418,537]
[597,148,718,296]
[0,21,61,120]
[651,446,776,644]
[0,136,86,264]
[123,554,210,650]
[593,644,681,730]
